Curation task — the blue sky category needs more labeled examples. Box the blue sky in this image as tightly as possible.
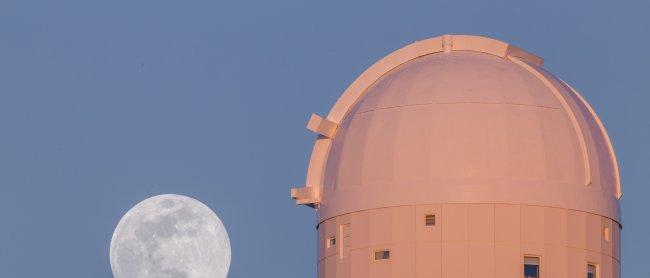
[0,0,648,277]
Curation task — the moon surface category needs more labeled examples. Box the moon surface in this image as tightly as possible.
[110,194,231,278]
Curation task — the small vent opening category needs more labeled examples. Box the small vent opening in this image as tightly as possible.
[425,214,436,226]
[374,250,390,260]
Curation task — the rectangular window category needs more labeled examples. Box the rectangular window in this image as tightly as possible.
[588,264,597,278]
[524,256,540,278]
[374,250,390,260]
[425,214,436,226]
[326,236,336,248]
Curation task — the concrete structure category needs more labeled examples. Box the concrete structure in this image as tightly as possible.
[291,35,621,278]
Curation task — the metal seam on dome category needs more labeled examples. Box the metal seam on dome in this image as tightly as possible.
[326,35,542,124]
[559,79,622,199]
[353,101,561,115]
[507,56,592,187]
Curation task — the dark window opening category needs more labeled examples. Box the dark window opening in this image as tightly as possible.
[327,236,336,248]
[524,256,540,278]
[588,264,597,278]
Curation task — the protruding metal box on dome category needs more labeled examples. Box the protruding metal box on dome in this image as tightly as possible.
[292,34,621,278]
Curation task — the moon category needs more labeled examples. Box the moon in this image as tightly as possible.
[110,194,231,278]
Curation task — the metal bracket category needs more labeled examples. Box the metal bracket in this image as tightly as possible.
[290,186,321,208]
[306,113,338,138]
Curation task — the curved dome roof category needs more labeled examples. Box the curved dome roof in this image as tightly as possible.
[292,35,621,223]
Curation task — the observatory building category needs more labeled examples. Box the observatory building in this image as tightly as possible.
[291,35,621,278]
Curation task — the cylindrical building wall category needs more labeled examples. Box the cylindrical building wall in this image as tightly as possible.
[317,204,620,278]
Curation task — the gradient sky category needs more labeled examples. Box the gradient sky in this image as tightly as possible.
[1,0,648,277]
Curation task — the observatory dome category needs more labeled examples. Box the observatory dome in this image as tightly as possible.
[292,35,622,278]
[293,35,621,224]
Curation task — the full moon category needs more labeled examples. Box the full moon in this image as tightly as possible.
[110,194,231,278]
